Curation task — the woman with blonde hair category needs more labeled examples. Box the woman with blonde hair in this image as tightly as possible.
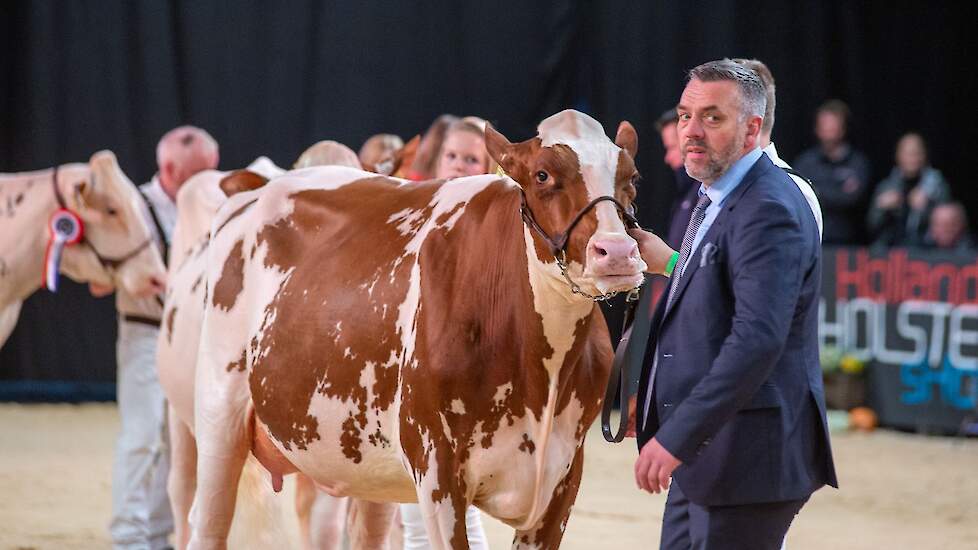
[433,116,497,179]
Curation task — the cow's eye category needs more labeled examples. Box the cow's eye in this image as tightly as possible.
[107,207,118,216]
[535,170,549,183]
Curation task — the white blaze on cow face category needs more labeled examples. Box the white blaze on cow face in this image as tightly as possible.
[537,110,645,294]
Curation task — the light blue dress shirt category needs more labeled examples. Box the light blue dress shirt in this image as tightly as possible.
[678,147,763,278]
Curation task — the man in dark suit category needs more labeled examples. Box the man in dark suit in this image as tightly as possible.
[628,59,838,549]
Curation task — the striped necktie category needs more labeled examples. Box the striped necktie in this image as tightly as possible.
[642,192,713,428]
[666,193,711,309]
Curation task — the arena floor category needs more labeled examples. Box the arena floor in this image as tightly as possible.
[1,403,976,549]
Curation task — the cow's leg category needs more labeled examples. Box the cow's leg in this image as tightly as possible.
[296,474,348,549]
[511,445,585,550]
[187,373,251,550]
[168,406,197,550]
[413,480,472,550]
[295,474,316,549]
[346,499,397,550]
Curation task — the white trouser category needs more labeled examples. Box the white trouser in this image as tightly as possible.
[401,502,488,549]
[110,321,173,550]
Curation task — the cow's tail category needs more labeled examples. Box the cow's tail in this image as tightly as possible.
[227,454,293,549]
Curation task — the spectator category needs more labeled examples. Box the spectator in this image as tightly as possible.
[296,140,362,169]
[924,201,974,251]
[90,126,219,550]
[407,114,459,180]
[867,132,950,247]
[734,58,823,239]
[794,100,872,244]
[657,108,701,250]
[434,116,495,179]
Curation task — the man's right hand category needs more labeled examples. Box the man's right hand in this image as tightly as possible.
[628,228,676,276]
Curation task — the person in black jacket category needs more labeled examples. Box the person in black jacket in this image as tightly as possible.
[794,100,872,244]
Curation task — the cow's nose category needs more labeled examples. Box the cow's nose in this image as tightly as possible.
[588,236,640,270]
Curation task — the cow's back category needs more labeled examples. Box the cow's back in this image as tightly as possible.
[201,167,511,499]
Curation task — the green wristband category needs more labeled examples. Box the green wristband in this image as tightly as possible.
[664,251,680,277]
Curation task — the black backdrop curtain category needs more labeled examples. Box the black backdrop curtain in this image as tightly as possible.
[2,1,975,397]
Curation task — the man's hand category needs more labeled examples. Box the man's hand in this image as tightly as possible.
[634,437,681,494]
[88,282,115,298]
[628,228,676,276]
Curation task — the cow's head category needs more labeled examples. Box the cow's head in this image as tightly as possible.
[59,151,166,297]
[485,110,646,297]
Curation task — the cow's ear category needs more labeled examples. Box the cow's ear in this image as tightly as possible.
[220,170,268,197]
[615,121,638,160]
[389,134,421,177]
[72,179,97,210]
[485,123,519,177]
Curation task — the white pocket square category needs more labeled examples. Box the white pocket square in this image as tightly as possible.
[700,242,719,267]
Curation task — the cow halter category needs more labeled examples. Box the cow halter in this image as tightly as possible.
[45,166,153,290]
[519,190,642,302]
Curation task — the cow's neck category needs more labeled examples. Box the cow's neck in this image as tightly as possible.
[511,214,595,529]
[521,228,595,381]
[0,168,66,304]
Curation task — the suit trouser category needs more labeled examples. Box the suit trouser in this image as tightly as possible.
[660,482,806,550]
[110,321,173,550]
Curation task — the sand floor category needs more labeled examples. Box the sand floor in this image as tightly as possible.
[1,403,976,549]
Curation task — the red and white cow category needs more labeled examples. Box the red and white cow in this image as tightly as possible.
[0,151,167,346]
[189,110,644,549]
[159,150,365,549]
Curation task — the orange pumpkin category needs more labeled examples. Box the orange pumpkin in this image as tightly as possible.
[848,407,878,431]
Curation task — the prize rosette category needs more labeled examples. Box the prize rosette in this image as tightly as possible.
[44,209,84,292]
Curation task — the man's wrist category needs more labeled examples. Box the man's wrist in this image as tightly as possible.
[663,251,680,277]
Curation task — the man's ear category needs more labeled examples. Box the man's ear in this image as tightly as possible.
[745,115,763,149]
[484,123,518,176]
[615,121,638,159]
[160,161,177,188]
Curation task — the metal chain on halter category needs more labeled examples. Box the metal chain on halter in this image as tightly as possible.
[555,250,642,303]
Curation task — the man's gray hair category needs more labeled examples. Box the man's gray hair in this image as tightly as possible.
[688,59,767,121]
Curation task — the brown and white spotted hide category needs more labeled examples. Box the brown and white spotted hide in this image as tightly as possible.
[190,110,643,550]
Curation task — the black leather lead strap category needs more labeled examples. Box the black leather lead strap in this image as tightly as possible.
[601,273,656,442]
[519,191,639,257]
[123,314,162,328]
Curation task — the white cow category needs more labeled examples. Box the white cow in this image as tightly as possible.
[0,151,167,347]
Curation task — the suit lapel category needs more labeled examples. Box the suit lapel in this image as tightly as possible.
[659,155,771,323]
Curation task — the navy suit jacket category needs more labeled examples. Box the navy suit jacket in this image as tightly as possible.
[637,154,838,506]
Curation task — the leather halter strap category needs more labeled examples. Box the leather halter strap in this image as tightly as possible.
[519,192,639,258]
[51,166,153,272]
